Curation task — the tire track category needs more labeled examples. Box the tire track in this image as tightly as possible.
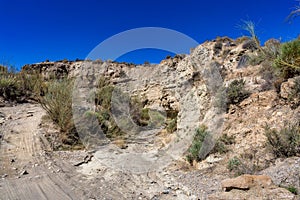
[0,104,82,200]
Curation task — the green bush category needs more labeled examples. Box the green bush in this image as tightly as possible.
[38,78,79,146]
[286,186,298,195]
[0,75,21,100]
[186,125,210,164]
[94,78,165,139]
[227,79,249,105]
[95,85,114,110]
[129,97,150,127]
[166,110,178,133]
[186,128,234,164]
[215,80,249,112]
[0,66,44,102]
[17,70,44,99]
[0,66,22,101]
[166,118,177,133]
[211,139,227,154]
[274,39,300,79]
[249,39,280,67]
[94,80,124,138]
[148,109,165,128]
[228,157,241,171]
[227,157,249,176]
[265,124,300,158]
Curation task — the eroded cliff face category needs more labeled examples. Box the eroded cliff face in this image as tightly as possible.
[19,37,299,199]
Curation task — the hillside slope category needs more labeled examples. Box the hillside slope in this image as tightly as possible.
[0,37,299,199]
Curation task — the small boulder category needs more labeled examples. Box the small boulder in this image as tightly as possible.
[280,78,296,99]
[19,170,29,176]
[221,174,273,191]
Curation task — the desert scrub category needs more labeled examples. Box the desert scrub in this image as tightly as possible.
[227,156,256,176]
[211,134,235,154]
[166,110,178,133]
[148,109,165,128]
[166,118,177,133]
[249,52,266,66]
[94,79,124,138]
[239,20,265,54]
[214,80,249,112]
[186,125,210,164]
[17,70,44,100]
[259,61,278,92]
[249,39,280,67]
[0,75,21,100]
[274,39,300,79]
[94,78,153,138]
[0,66,22,101]
[228,157,241,172]
[227,79,249,105]
[38,78,80,147]
[129,97,150,127]
[285,186,298,195]
[130,96,166,129]
[0,66,44,102]
[265,123,300,158]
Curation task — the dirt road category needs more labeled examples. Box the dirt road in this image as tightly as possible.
[0,104,200,199]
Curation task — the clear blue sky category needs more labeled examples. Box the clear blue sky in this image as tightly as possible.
[0,0,299,68]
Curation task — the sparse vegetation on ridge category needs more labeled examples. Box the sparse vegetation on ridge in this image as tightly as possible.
[0,65,43,102]
[239,20,265,54]
[214,79,250,113]
[227,79,249,105]
[264,123,300,158]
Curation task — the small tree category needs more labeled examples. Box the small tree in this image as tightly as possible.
[274,39,300,79]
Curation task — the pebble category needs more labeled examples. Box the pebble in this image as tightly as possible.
[2,174,8,178]
[151,195,159,200]
[20,170,29,176]
[0,119,5,125]
[162,189,170,194]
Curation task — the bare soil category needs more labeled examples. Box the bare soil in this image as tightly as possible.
[0,103,216,199]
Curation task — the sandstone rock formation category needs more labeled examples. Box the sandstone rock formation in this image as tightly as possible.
[0,36,298,199]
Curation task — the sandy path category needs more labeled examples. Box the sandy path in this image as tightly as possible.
[0,104,81,200]
[0,103,195,200]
